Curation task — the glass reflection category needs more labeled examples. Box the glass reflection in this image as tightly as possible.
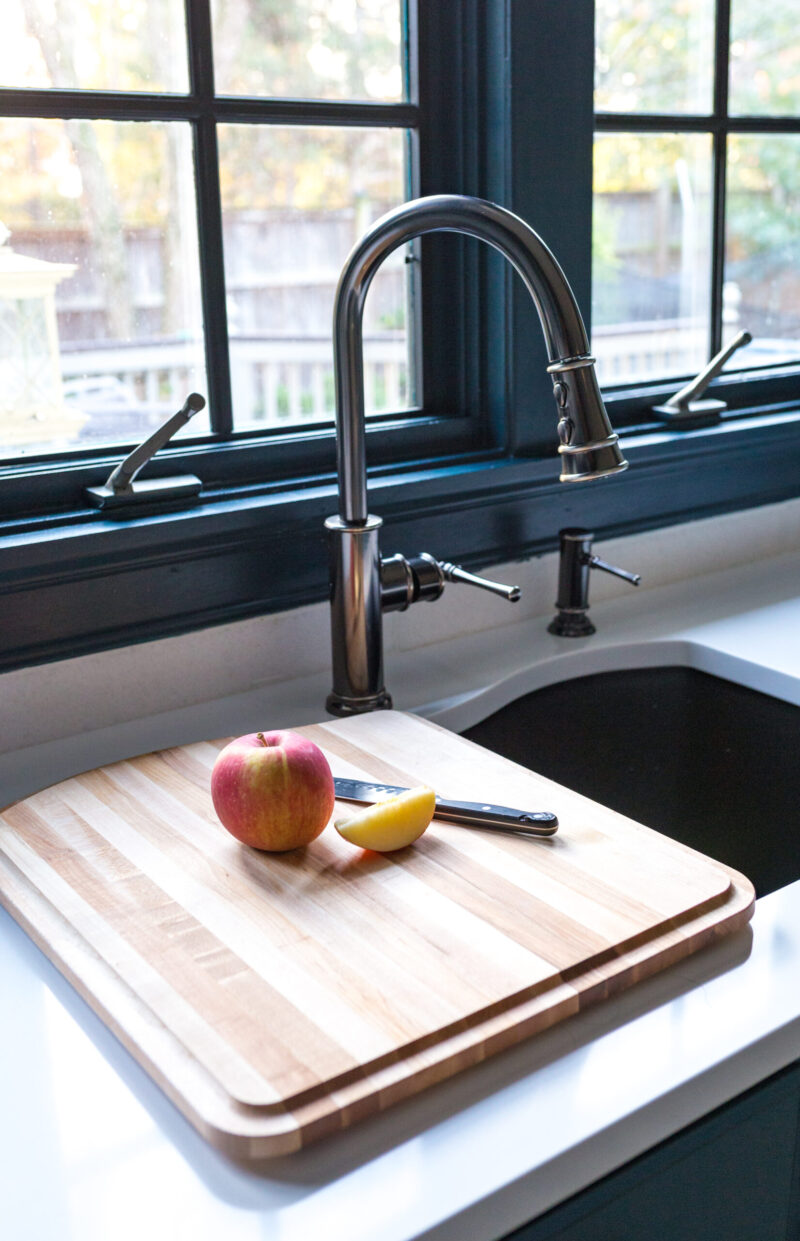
[0,0,189,93]
[0,118,206,459]
[211,0,404,101]
[218,124,412,431]
[725,135,800,368]
[592,131,712,385]
[729,0,800,116]
[595,0,715,114]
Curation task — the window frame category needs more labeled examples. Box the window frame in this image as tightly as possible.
[0,0,496,516]
[593,0,800,425]
[2,0,800,676]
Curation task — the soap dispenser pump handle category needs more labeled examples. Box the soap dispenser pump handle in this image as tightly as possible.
[584,553,641,587]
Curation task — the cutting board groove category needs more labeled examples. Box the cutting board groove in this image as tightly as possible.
[0,710,754,1156]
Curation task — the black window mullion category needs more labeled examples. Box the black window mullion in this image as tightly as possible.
[212,97,419,127]
[595,112,717,132]
[184,0,233,437]
[595,112,800,136]
[0,87,418,129]
[404,0,418,108]
[193,118,234,437]
[0,87,199,121]
[710,0,733,358]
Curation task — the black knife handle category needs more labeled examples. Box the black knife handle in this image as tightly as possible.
[433,798,558,836]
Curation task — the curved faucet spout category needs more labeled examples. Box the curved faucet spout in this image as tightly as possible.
[326,194,628,716]
[333,194,627,526]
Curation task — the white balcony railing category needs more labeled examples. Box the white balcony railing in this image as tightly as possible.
[60,334,409,442]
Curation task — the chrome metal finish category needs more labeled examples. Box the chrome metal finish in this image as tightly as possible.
[326,514,392,715]
[438,560,521,601]
[585,553,641,587]
[548,527,640,637]
[406,553,446,603]
[85,392,206,509]
[652,329,752,428]
[379,552,417,612]
[552,362,626,481]
[546,355,597,373]
[380,552,519,611]
[559,434,620,454]
[326,194,629,713]
[333,777,558,836]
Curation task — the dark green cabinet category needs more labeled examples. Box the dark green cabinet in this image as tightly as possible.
[505,1061,800,1241]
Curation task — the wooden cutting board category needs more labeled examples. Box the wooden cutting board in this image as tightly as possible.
[0,709,754,1158]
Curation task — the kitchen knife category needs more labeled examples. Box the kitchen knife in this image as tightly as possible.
[333,777,558,836]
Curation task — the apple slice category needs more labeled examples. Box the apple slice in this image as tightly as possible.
[335,786,436,852]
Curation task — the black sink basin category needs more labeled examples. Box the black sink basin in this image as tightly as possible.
[463,665,800,897]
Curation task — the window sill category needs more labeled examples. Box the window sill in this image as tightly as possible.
[3,407,800,674]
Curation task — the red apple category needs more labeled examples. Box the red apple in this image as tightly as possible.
[210,730,335,851]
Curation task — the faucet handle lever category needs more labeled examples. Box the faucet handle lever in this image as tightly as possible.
[381,552,520,612]
[437,560,521,602]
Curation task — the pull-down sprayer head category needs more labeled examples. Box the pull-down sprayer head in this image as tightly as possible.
[549,354,628,482]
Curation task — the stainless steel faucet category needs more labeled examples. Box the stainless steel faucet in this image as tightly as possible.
[326,194,628,716]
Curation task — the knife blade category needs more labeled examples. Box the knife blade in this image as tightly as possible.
[333,777,558,836]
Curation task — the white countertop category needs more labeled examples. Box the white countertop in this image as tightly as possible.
[2,519,800,1241]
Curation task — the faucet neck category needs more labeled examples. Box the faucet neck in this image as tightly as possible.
[332,194,592,525]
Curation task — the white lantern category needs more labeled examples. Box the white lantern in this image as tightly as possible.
[0,223,84,450]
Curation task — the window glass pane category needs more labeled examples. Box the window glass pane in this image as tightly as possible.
[219,125,412,430]
[212,0,405,101]
[595,0,715,114]
[725,135,800,368]
[592,132,712,386]
[0,119,206,460]
[729,1,800,116]
[0,0,189,93]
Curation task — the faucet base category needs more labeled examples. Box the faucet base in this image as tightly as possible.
[326,689,393,717]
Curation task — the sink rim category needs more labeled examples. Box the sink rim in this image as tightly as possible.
[425,636,800,736]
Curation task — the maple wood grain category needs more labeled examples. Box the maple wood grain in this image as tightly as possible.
[0,710,754,1157]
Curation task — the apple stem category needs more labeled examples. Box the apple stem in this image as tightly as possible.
[256,732,267,746]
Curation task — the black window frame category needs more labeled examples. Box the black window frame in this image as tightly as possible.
[2,0,800,676]
[0,0,493,518]
[595,0,800,426]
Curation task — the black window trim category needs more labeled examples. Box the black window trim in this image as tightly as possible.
[0,0,500,514]
[2,0,800,677]
[594,0,800,422]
